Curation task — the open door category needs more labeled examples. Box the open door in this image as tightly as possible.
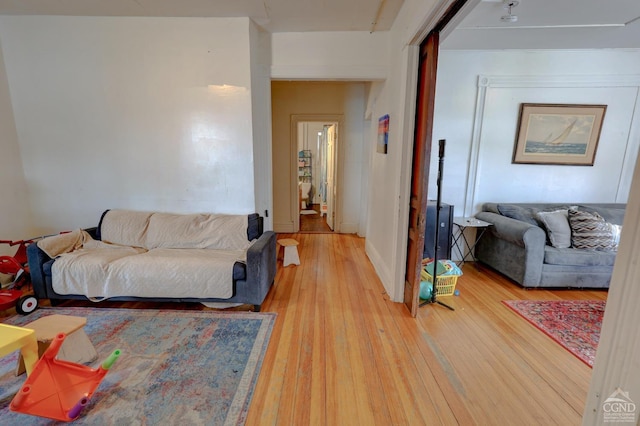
[325,124,337,231]
[290,115,342,234]
[404,0,469,316]
[404,32,439,317]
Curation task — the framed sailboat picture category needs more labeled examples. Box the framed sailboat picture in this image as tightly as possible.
[512,103,606,165]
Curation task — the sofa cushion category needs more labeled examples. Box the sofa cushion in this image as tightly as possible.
[43,258,55,277]
[100,210,153,248]
[247,213,261,241]
[52,247,241,299]
[232,262,247,281]
[100,209,260,247]
[577,205,625,225]
[496,204,539,226]
[145,213,250,250]
[44,256,247,282]
[544,246,617,267]
[568,209,617,251]
[536,210,571,249]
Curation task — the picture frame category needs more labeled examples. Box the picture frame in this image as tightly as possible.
[512,103,607,166]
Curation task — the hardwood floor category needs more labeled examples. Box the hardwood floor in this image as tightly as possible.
[299,204,332,233]
[250,233,606,425]
[5,233,606,424]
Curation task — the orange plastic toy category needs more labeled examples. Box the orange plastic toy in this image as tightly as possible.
[10,332,120,422]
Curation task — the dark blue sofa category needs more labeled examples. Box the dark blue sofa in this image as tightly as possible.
[27,211,277,311]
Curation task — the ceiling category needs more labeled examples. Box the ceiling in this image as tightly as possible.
[0,0,404,33]
[441,0,640,49]
[0,0,638,49]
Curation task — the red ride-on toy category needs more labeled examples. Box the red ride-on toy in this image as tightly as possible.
[0,239,38,315]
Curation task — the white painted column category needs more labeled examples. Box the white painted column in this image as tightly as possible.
[583,152,640,425]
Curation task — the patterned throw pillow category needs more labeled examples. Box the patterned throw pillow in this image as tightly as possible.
[568,209,616,251]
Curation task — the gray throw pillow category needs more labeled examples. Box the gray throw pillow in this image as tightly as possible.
[536,210,571,249]
[496,204,539,226]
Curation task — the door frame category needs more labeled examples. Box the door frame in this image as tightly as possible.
[290,114,344,232]
[403,33,440,316]
[402,0,471,315]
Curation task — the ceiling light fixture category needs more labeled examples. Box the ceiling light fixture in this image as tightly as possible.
[500,0,519,23]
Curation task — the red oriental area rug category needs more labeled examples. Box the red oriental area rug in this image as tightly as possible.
[502,300,605,367]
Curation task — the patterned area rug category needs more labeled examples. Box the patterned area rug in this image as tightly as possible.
[503,300,605,367]
[0,307,276,425]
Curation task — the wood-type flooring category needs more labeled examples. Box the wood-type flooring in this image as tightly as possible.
[5,233,605,425]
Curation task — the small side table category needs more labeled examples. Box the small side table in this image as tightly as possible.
[16,314,98,376]
[277,238,300,267]
[452,217,492,267]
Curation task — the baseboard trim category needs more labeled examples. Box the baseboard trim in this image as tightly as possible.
[365,239,396,301]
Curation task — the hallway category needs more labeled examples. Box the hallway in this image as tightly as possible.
[299,204,332,233]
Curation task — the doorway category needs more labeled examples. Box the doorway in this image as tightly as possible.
[296,120,339,233]
[404,0,470,316]
[271,81,363,234]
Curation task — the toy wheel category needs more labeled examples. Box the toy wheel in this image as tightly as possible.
[16,295,38,315]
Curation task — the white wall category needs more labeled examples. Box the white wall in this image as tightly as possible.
[271,32,390,80]
[342,84,367,234]
[364,0,446,301]
[0,43,32,253]
[0,16,257,234]
[431,49,640,217]
[365,71,405,293]
[250,21,274,230]
[359,115,372,237]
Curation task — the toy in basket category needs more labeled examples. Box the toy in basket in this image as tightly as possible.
[420,258,462,298]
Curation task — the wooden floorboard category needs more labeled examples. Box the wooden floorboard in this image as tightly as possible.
[4,233,605,425]
[299,204,333,233]
[251,233,604,425]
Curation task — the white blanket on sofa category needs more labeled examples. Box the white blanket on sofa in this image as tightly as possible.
[51,245,246,299]
[43,211,251,300]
